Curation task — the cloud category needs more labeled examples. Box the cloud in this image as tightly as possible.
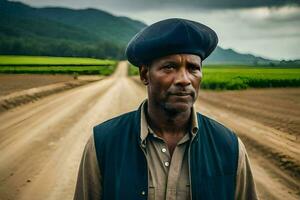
[115,5,300,60]
[168,0,300,9]
[10,0,300,59]
[11,0,300,11]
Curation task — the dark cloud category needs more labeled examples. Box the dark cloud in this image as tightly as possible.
[110,0,299,10]
[12,0,300,11]
[91,0,300,11]
[10,0,300,59]
[116,6,300,60]
[169,0,300,9]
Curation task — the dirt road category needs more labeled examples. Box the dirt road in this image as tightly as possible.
[0,61,299,199]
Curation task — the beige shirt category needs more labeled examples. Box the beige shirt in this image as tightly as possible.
[74,102,258,200]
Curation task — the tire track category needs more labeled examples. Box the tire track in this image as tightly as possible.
[198,89,300,139]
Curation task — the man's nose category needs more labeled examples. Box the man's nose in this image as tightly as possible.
[174,68,191,86]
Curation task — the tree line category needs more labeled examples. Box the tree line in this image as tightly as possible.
[0,35,125,60]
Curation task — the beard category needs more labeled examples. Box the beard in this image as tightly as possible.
[158,93,196,116]
[148,84,198,116]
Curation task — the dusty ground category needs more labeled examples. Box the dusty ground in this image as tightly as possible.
[198,89,300,140]
[0,74,75,96]
[0,74,102,113]
[0,74,102,96]
[0,62,299,200]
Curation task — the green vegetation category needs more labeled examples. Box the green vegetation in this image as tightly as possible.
[128,64,140,76]
[0,0,146,60]
[0,55,117,75]
[202,65,300,90]
[0,55,115,65]
[0,66,116,75]
[128,64,300,90]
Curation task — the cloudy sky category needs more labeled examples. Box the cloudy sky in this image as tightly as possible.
[12,0,300,60]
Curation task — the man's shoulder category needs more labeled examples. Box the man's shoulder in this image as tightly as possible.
[195,112,239,166]
[196,112,236,138]
[92,109,141,159]
[93,109,139,138]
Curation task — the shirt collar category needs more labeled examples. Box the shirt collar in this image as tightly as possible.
[140,100,199,143]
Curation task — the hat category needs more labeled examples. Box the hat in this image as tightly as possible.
[125,18,218,67]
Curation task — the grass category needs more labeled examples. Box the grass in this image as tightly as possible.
[0,55,115,65]
[202,66,300,90]
[0,55,117,75]
[128,64,300,90]
[128,64,140,76]
[0,66,116,75]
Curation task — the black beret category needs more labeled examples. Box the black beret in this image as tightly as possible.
[125,18,218,66]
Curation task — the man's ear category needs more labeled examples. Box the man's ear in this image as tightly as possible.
[139,65,149,85]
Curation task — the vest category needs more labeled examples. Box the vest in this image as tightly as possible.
[93,106,238,200]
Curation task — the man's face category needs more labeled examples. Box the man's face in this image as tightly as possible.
[140,54,202,113]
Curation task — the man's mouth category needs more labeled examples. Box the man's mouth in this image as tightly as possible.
[172,93,190,96]
[170,92,193,97]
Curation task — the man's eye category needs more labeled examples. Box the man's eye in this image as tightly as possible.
[163,64,175,69]
[190,66,201,71]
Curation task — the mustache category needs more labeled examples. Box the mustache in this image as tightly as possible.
[167,86,196,97]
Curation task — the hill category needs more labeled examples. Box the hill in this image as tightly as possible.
[206,47,272,65]
[0,0,278,64]
[0,0,146,59]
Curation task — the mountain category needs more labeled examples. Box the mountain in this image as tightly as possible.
[0,0,275,63]
[0,0,146,59]
[206,47,272,65]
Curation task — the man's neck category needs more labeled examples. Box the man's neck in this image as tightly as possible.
[145,100,192,156]
[146,101,191,137]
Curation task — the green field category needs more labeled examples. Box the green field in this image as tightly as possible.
[0,55,115,65]
[128,64,300,90]
[0,56,117,75]
[202,66,300,90]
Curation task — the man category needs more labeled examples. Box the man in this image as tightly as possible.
[74,18,258,200]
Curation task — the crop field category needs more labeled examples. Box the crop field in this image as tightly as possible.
[129,64,300,90]
[0,56,117,75]
[0,66,117,75]
[202,66,300,90]
[0,55,115,65]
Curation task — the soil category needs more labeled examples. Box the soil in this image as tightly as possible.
[197,88,300,140]
[0,74,102,113]
[0,62,299,200]
[0,74,76,96]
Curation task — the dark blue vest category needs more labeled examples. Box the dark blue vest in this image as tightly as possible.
[93,106,238,200]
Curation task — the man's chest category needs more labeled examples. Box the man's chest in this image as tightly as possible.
[145,134,191,200]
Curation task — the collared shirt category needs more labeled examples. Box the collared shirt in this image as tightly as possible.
[74,101,259,200]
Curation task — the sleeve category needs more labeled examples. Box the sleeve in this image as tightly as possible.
[73,134,102,200]
[235,137,259,200]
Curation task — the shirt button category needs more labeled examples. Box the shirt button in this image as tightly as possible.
[161,148,167,153]
[141,191,146,196]
[164,161,169,167]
